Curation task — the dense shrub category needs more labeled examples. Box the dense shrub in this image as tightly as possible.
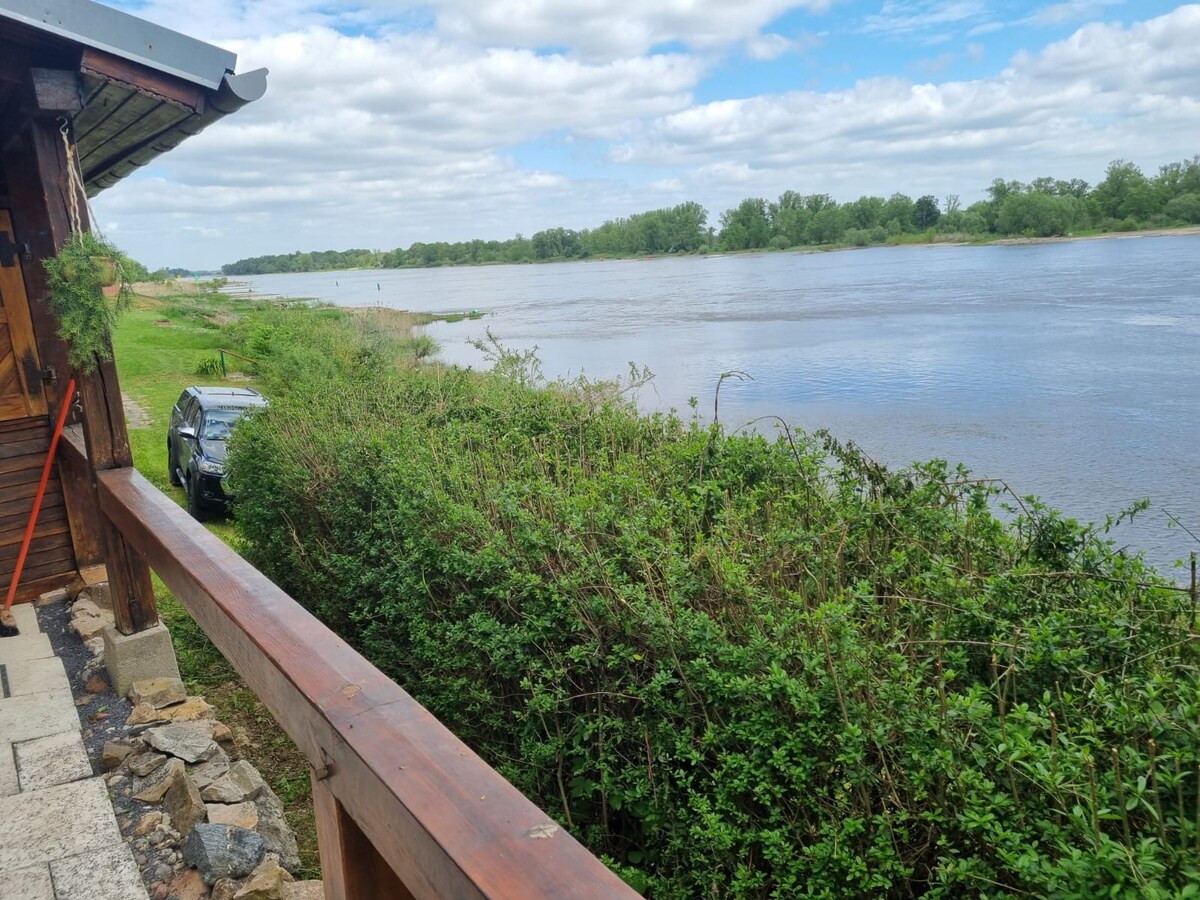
[229,343,1200,898]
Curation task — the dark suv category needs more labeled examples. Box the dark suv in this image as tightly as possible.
[167,386,267,519]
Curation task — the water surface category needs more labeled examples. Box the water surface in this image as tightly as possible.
[232,235,1200,574]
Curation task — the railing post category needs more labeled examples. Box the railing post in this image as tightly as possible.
[311,772,414,900]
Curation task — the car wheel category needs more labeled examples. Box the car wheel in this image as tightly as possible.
[186,477,207,522]
[167,443,181,486]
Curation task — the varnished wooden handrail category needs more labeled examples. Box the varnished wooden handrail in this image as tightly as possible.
[66,435,636,898]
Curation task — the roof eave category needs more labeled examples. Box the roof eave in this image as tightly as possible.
[0,0,236,89]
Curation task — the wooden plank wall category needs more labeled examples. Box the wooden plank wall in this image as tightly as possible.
[0,415,75,602]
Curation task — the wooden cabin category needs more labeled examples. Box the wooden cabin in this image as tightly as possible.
[0,2,637,896]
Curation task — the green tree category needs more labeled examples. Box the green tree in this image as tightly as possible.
[912,195,941,229]
[719,198,772,250]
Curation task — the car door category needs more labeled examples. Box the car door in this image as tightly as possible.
[182,400,203,476]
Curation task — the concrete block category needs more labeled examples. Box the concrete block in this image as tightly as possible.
[49,845,148,900]
[102,623,181,699]
[0,743,16,798]
[1,863,54,900]
[0,633,53,666]
[0,778,121,873]
[2,657,69,698]
[15,731,92,792]
[0,690,78,744]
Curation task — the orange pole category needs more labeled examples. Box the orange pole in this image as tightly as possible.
[3,378,76,611]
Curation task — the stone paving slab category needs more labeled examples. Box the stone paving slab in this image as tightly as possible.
[15,731,92,792]
[0,633,54,665]
[9,605,39,634]
[0,862,54,900]
[49,845,148,900]
[0,744,16,798]
[0,690,78,744]
[0,778,122,874]
[2,657,69,699]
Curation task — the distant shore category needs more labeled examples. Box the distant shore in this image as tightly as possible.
[986,224,1200,246]
[216,224,1200,279]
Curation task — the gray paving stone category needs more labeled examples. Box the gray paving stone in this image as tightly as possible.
[0,779,121,874]
[0,633,53,665]
[0,863,54,900]
[49,845,148,900]
[8,606,39,635]
[0,744,16,798]
[15,732,92,792]
[2,657,69,699]
[0,690,78,744]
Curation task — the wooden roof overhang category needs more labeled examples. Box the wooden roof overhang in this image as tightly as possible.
[0,0,265,196]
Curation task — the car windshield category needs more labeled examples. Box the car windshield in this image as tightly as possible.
[200,408,247,441]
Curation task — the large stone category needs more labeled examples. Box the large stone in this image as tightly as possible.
[207,801,258,830]
[102,622,182,698]
[129,677,188,708]
[144,724,219,763]
[71,614,107,641]
[127,750,168,777]
[0,779,122,873]
[0,631,53,664]
[283,883,324,900]
[36,587,69,606]
[203,760,267,804]
[5,863,54,899]
[0,742,17,798]
[0,688,78,744]
[102,740,136,771]
[71,598,102,619]
[133,758,185,803]
[190,746,232,789]
[234,858,294,899]
[164,868,209,900]
[49,845,146,900]
[254,785,301,874]
[3,655,67,698]
[183,823,266,885]
[212,879,244,900]
[164,766,208,836]
[129,696,216,725]
[14,730,92,790]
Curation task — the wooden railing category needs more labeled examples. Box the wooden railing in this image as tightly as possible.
[61,428,637,899]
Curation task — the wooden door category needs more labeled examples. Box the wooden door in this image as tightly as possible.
[0,207,73,603]
[0,209,47,420]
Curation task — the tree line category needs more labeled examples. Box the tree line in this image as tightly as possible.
[221,156,1200,275]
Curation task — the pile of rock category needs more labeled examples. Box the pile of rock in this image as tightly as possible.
[101,682,318,900]
[57,587,321,899]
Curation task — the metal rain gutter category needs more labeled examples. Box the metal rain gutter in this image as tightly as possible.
[0,0,237,89]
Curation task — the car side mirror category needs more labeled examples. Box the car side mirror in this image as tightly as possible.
[179,426,197,440]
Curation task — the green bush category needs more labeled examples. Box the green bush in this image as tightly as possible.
[229,344,1200,898]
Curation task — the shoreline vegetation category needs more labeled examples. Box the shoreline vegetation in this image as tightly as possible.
[219,156,1200,275]
[116,283,1200,897]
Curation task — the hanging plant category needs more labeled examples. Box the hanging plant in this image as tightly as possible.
[42,230,134,373]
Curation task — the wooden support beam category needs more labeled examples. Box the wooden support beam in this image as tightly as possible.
[1,119,156,632]
[312,775,414,900]
[28,69,82,116]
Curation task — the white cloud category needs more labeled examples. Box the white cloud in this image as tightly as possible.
[617,6,1200,208]
[432,0,834,58]
[863,0,992,36]
[1026,0,1125,26]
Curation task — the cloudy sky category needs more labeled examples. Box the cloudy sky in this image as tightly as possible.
[96,0,1200,270]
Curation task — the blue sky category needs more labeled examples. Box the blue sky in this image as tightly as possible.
[95,1,1200,269]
